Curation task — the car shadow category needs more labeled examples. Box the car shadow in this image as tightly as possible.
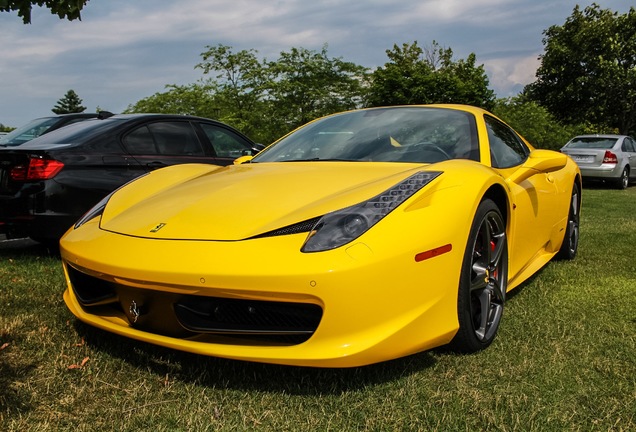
[72,321,438,394]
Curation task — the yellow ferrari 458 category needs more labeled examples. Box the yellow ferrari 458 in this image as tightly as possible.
[60,105,581,367]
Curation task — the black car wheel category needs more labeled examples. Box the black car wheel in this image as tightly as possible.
[617,167,629,189]
[556,182,580,260]
[449,199,508,353]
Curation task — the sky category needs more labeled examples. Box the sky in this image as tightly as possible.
[1,0,634,128]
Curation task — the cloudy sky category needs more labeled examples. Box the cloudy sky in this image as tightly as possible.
[1,0,633,128]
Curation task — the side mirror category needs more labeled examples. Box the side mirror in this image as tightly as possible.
[233,155,253,165]
[251,143,266,155]
[507,149,568,184]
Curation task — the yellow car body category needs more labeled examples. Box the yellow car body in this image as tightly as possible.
[60,105,581,367]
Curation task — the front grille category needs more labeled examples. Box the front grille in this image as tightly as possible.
[67,265,323,345]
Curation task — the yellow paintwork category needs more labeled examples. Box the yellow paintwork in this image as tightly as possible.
[60,105,581,367]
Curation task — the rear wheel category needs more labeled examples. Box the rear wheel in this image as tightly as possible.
[617,167,629,189]
[449,199,508,353]
[556,182,580,260]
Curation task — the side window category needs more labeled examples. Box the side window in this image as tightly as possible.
[623,137,635,152]
[123,125,157,155]
[484,115,529,168]
[199,123,251,158]
[148,122,204,156]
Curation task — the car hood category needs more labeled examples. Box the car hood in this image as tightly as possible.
[99,161,442,241]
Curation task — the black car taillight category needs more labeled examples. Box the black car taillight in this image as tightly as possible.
[10,157,64,181]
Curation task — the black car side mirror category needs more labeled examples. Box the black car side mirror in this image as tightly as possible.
[251,143,266,155]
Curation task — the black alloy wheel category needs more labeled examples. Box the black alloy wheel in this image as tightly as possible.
[449,199,508,353]
[556,182,580,260]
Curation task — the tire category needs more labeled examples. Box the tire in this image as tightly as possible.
[617,167,629,190]
[556,182,580,260]
[449,199,508,353]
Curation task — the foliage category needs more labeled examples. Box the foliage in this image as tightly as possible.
[0,124,16,132]
[196,44,270,141]
[193,44,369,143]
[0,0,88,23]
[52,89,86,114]
[124,82,221,119]
[1,188,635,430]
[492,97,593,150]
[526,4,636,135]
[366,41,496,110]
[266,45,369,131]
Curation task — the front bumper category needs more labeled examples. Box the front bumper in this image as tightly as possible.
[61,217,463,367]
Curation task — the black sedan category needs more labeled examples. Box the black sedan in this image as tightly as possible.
[0,114,257,244]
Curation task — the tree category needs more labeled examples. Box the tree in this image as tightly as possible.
[526,4,636,134]
[492,96,591,150]
[124,82,220,118]
[266,45,369,131]
[367,41,495,110]
[0,0,88,24]
[196,44,269,140]
[52,89,86,114]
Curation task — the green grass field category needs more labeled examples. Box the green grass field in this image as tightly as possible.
[1,187,635,431]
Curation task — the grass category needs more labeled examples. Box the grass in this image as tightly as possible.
[1,186,635,431]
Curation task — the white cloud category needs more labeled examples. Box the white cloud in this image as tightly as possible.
[1,0,634,127]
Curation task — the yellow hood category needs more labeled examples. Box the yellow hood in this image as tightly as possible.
[100,162,432,240]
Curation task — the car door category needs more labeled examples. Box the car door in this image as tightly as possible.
[484,115,563,281]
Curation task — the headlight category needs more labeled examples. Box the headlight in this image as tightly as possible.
[301,171,442,252]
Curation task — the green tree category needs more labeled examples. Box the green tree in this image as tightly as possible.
[492,96,591,150]
[266,45,369,131]
[526,4,636,134]
[124,82,220,118]
[196,44,269,140]
[52,89,86,114]
[0,0,88,23]
[367,41,495,110]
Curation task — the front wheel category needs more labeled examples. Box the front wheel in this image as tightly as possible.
[449,199,508,353]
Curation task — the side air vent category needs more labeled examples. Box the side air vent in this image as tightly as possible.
[250,216,322,239]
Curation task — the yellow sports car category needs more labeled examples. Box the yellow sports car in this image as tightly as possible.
[60,105,581,367]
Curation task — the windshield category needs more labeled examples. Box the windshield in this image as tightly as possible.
[565,137,618,150]
[253,107,479,164]
[0,117,59,146]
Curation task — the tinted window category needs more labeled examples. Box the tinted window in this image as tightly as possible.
[622,137,635,152]
[485,115,529,168]
[123,126,156,154]
[199,123,251,158]
[123,122,204,156]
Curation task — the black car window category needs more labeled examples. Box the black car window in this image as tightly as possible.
[148,122,204,156]
[622,137,635,152]
[485,115,529,168]
[123,125,157,154]
[199,123,251,158]
[123,122,205,156]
